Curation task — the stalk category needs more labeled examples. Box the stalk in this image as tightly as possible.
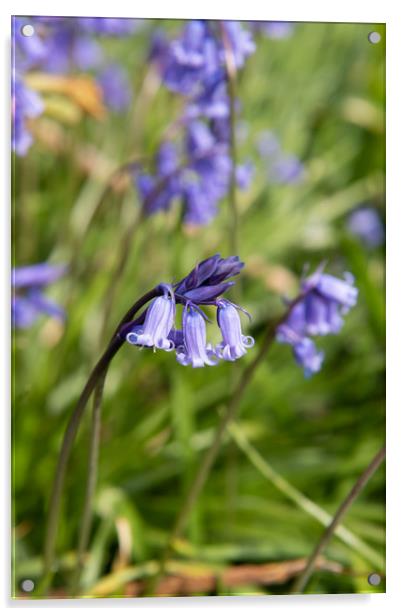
[39,287,160,595]
[291,445,385,593]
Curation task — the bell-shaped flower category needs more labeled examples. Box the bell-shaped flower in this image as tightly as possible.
[215,300,254,361]
[176,305,216,367]
[126,285,175,351]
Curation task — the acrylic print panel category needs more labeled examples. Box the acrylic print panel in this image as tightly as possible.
[11,16,385,599]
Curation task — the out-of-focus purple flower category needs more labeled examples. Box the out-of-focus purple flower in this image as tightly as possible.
[12,263,66,328]
[39,26,103,73]
[135,142,182,215]
[293,338,324,376]
[347,207,384,248]
[98,64,132,111]
[221,21,256,68]
[276,266,358,376]
[257,130,305,185]
[145,20,255,225]
[257,131,281,158]
[162,20,221,96]
[126,285,175,351]
[134,119,245,226]
[12,75,44,156]
[236,161,254,189]
[216,300,254,361]
[270,155,305,185]
[176,305,217,367]
[13,17,48,71]
[185,79,229,121]
[77,17,141,36]
[253,21,295,39]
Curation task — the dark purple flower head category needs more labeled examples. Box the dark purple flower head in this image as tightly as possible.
[277,266,358,377]
[125,255,252,367]
[174,254,244,304]
[12,263,66,329]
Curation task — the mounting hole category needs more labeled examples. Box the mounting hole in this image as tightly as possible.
[368,572,381,586]
[21,24,35,37]
[368,31,381,44]
[21,579,35,592]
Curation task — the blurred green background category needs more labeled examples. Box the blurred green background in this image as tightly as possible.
[12,20,385,597]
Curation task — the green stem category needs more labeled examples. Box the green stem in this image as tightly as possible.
[71,374,106,596]
[228,421,384,570]
[98,208,144,343]
[291,445,386,594]
[220,21,239,256]
[146,296,305,595]
[40,287,160,596]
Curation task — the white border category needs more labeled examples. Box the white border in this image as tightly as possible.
[2,1,401,613]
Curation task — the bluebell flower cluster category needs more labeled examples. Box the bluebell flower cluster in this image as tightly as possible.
[135,20,256,225]
[276,266,358,376]
[125,254,254,367]
[12,263,66,329]
[257,131,305,185]
[347,206,384,248]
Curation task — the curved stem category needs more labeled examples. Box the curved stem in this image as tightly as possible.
[291,445,386,594]
[228,421,384,570]
[40,287,160,595]
[71,374,106,596]
[146,296,305,595]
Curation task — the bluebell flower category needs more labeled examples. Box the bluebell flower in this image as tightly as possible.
[253,21,295,39]
[221,21,256,68]
[135,142,182,215]
[347,207,384,248]
[98,64,132,111]
[12,75,44,156]
[257,130,305,185]
[270,155,305,185]
[162,20,220,96]
[124,255,253,367]
[216,300,254,361]
[277,266,358,376]
[12,263,66,328]
[236,161,254,189]
[176,305,217,367]
[126,284,175,351]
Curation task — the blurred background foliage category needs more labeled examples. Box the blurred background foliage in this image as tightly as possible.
[12,19,385,597]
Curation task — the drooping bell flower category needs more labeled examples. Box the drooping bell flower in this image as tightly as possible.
[126,284,175,351]
[215,300,254,361]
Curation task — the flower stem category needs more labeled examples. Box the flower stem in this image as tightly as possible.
[228,421,384,570]
[40,287,160,596]
[220,22,239,256]
[145,296,304,595]
[291,445,386,594]
[71,373,106,596]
